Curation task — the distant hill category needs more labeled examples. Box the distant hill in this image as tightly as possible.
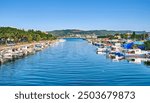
[49,29,147,36]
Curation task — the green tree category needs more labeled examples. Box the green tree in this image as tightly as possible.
[131,32,136,40]
[144,40,150,50]
[0,27,56,45]
[27,34,33,42]
[35,34,41,41]
[121,34,128,39]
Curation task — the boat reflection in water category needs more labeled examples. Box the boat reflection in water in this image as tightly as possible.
[97,51,150,66]
[126,58,150,64]
[59,39,66,42]
[144,61,150,66]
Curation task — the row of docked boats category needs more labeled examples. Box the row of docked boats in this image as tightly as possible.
[0,40,59,65]
[93,42,150,61]
[85,38,150,65]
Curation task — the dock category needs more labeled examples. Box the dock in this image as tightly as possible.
[0,40,58,65]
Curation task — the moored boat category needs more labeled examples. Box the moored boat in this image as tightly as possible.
[59,39,66,42]
[125,49,147,58]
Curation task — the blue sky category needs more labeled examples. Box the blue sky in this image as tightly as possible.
[0,0,150,31]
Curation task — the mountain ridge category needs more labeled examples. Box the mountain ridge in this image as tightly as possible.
[48,29,147,36]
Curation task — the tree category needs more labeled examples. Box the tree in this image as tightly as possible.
[27,34,33,42]
[144,40,150,50]
[35,34,41,41]
[0,27,56,45]
[121,34,128,39]
[131,32,136,40]
[142,34,149,40]
[107,34,114,39]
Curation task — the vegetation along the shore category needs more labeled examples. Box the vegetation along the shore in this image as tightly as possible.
[0,27,56,45]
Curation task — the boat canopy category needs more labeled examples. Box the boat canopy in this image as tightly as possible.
[123,41,145,49]
[133,41,144,45]
[122,42,134,49]
[137,45,145,50]
[115,52,124,57]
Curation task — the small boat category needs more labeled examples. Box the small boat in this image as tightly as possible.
[108,52,124,60]
[97,47,107,52]
[34,44,43,51]
[109,45,122,53]
[97,51,106,55]
[0,55,2,58]
[125,49,147,58]
[145,53,150,58]
[21,46,28,50]
[97,45,111,53]
[94,43,101,47]
[59,39,66,42]
[3,49,13,59]
[115,52,125,60]
[127,58,143,64]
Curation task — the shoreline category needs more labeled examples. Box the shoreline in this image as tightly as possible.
[0,40,58,65]
[0,40,57,50]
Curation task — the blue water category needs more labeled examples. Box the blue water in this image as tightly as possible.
[0,38,150,86]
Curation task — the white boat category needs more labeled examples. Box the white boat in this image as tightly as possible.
[125,49,147,58]
[0,55,2,59]
[108,52,124,60]
[97,46,111,52]
[3,49,13,59]
[0,51,3,58]
[34,44,43,51]
[97,47,107,52]
[97,51,106,55]
[110,46,122,53]
[115,55,124,60]
[59,39,66,42]
[21,46,28,50]
[127,58,150,64]
[129,59,142,64]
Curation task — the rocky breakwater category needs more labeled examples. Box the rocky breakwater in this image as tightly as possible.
[0,40,57,65]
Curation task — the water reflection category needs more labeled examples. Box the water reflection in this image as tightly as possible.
[144,61,150,66]
[1,38,150,86]
[97,51,150,66]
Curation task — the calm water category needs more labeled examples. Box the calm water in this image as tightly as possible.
[0,38,150,86]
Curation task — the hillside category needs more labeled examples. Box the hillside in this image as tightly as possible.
[49,29,147,36]
[0,27,56,44]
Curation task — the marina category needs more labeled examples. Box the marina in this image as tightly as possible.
[1,0,150,102]
[0,38,150,86]
[88,38,150,61]
[0,40,58,65]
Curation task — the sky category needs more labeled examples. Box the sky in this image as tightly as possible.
[0,0,150,31]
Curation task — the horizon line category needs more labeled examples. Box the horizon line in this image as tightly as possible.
[0,26,149,32]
